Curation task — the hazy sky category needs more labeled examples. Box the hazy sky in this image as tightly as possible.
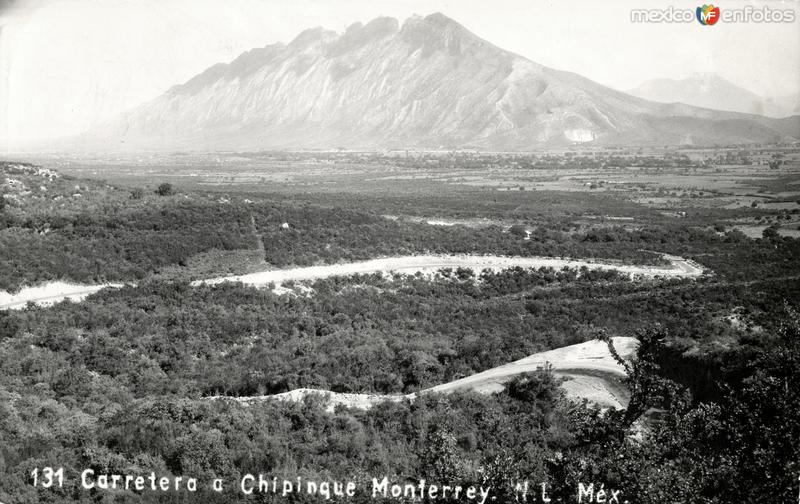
[1,0,799,148]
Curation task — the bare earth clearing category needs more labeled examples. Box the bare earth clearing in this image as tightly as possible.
[217,337,638,411]
[0,254,704,310]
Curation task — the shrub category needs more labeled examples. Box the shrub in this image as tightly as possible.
[155,183,175,196]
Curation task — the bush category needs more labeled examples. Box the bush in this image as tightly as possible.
[508,224,528,238]
[155,183,174,196]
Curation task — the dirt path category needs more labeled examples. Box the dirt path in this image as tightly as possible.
[250,213,267,260]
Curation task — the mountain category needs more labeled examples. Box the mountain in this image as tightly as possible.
[72,13,799,151]
[768,93,800,117]
[627,74,799,118]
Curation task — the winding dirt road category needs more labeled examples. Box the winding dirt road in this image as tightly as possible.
[193,254,704,289]
[1,256,670,409]
[220,336,639,411]
[0,281,125,310]
[423,336,638,407]
[0,254,704,310]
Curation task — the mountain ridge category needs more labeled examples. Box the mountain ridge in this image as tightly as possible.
[71,13,799,152]
[627,73,800,118]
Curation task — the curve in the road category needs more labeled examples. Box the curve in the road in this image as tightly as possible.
[216,337,639,412]
[1,257,652,409]
[0,254,704,310]
[193,254,704,289]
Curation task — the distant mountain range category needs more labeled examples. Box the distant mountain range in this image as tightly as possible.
[627,73,799,119]
[70,13,799,151]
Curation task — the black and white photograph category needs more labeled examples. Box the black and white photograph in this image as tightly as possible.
[1,1,799,502]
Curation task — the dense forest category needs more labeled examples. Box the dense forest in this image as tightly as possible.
[1,268,797,398]
[1,303,797,503]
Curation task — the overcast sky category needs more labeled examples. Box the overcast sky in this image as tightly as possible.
[1,0,799,147]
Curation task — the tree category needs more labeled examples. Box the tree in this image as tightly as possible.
[155,183,174,196]
[508,224,527,238]
[505,366,561,408]
[419,425,464,482]
[762,224,780,241]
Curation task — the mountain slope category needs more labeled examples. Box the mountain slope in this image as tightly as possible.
[76,14,799,151]
[627,74,799,118]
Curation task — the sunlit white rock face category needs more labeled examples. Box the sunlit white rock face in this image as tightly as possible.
[564,129,595,143]
[77,13,797,151]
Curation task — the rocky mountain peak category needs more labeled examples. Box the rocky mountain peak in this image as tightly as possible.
[75,14,799,152]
